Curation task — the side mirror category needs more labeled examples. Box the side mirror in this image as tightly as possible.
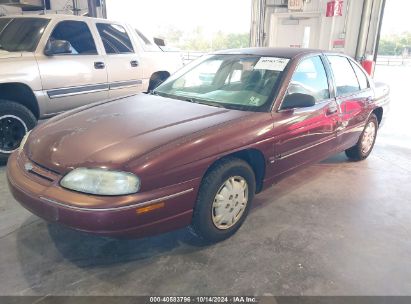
[44,40,72,56]
[281,93,316,110]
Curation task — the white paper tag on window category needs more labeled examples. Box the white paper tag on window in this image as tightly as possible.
[254,57,290,71]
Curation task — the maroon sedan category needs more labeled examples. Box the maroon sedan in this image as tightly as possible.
[7,48,389,242]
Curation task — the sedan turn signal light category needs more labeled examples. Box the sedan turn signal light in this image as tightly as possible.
[136,202,165,214]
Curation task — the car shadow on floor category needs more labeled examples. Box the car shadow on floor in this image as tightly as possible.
[48,224,212,267]
[13,217,218,294]
[14,216,212,274]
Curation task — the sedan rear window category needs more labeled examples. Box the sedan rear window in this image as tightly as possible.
[327,55,361,96]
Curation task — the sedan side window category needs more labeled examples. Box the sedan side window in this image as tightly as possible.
[97,23,134,54]
[287,56,330,103]
[49,21,97,55]
[350,60,369,90]
[327,55,360,96]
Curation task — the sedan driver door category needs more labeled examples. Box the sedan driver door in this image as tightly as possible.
[271,55,340,179]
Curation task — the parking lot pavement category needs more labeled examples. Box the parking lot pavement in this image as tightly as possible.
[0,65,409,296]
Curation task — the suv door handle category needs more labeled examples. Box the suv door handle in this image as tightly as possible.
[94,62,105,69]
[130,60,139,67]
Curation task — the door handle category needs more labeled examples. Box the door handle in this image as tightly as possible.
[94,62,105,69]
[130,60,139,67]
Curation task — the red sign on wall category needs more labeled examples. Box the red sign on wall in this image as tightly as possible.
[332,39,345,48]
[326,0,343,17]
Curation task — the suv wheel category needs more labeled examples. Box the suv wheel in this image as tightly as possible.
[0,101,36,165]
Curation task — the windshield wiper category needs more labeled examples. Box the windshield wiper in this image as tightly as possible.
[184,97,226,109]
[152,92,226,109]
[151,91,175,99]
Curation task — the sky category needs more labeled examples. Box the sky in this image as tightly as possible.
[380,0,411,35]
[106,0,252,37]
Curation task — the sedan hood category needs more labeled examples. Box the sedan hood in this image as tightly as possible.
[27,94,250,173]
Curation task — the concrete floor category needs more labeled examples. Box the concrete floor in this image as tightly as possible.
[0,65,410,296]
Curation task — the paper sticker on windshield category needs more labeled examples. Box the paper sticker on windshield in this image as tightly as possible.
[254,57,290,71]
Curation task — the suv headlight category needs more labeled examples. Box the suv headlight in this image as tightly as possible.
[19,131,31,152]
[60,168,140,196]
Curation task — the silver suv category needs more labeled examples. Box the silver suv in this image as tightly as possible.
[0,14,183,163]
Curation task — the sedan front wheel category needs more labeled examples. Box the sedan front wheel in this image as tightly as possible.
[190,157,256,242]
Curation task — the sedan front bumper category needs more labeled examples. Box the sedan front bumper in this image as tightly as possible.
[7,151,199,238]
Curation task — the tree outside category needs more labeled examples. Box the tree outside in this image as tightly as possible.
[378,32,411,56]
[157,26,250,52]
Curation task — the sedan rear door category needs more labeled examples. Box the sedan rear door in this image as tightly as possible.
[325,55,372,151]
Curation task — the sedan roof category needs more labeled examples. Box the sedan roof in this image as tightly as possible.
[213,47,329,59]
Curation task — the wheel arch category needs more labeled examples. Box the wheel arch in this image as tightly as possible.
[0,83,39,119]
[372,107,383,126]
[149,71,170,82]
[148,71,170,89]
[203,148,266,194]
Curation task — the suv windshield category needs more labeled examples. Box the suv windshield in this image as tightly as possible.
[154,54,289,111]
[0,18,50,52]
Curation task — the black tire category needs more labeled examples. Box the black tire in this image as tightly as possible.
[345,113,378,161]
[147,73,169,92]
[190,157,256,242]
[0,100,37,165]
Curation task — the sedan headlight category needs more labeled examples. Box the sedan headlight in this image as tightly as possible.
[19,131,31,152]
[60,168,140,196]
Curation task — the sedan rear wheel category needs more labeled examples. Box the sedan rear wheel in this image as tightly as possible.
[190,157,256,242]
[361,121,376,155]
[345,113,378,161]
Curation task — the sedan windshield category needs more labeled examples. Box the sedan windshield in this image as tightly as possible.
[0,18,50,52]
[154,54,289,111]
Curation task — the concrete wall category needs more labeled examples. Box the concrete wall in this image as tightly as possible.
[0,5,22,15]
[47,0,88,15]
[251,0,384,59]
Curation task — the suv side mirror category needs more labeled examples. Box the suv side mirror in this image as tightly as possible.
[281,93,316,110]
[44,40,72,56]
